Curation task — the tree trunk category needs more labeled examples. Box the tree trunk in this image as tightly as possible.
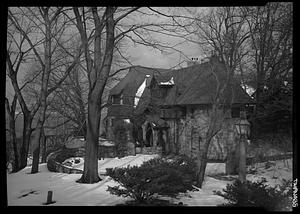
[31,8,52,174]
[75,6,115,183]
[6,100,34,172]
[195,105,222,188]
[19,115,33,170]
[195,140,210,188]
[6,60,36,171]
[41,129,47,163]
[5,97,20,172]
[31,89,49,173]
[31,117,44,173]
[77,97,101,183]
[10,122,19,173]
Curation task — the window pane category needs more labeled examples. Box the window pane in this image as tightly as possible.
[112,94,121,104]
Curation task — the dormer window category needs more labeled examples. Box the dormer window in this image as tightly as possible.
[112,94,123,105]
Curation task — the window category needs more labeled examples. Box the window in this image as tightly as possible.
[231,107,240,118]
[112,94,123,105]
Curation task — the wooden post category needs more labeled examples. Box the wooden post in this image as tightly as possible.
[46,191,53,204]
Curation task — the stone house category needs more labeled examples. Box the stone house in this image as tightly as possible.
[105,56,255,160]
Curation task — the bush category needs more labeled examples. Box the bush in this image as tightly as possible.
[106,155,197,203]
[214,177,292,211]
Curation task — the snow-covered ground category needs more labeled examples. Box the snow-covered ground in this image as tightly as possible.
[6,154,292,206]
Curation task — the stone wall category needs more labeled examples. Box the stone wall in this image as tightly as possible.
[176,107,238,160]
[46,148,85,174]
[165,119,178,154]
[105,106,239,161]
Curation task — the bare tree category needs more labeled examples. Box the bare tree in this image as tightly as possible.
[8,7,82,173]
[186,7,251,186]
[48,64,88,138]
[72,6,193,183]
[46,35,129,140]
[242,2,293,135]
[186,4,292,186]
[5,96,19,172]
[6,11,42,171]
[72,7,121,183]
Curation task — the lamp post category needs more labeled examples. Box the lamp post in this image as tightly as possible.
[235,111,250,182]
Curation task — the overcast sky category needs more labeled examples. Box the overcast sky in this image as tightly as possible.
[6,7,206,102]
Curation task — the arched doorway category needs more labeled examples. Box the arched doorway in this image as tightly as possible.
[145,123,153,147]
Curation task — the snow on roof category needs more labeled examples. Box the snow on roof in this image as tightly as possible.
[134,76,148,108]
[98,137,115,146]
[99,140,115,147]
[241,84,255,97]
[124,119,130,123]
[159,76,174,85]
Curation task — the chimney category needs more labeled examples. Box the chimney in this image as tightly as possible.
[186,57,199,67]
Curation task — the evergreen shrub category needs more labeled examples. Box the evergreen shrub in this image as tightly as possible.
[106,155,197,203]
[214,177,292,211]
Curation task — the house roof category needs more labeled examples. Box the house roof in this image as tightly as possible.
[108,57,254,117]
[164,60,254,105]
[109,66,171,96]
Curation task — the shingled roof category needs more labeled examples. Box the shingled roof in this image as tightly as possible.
[162,58,254,105]
[109,66,171,96]
[108,57,254,117]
